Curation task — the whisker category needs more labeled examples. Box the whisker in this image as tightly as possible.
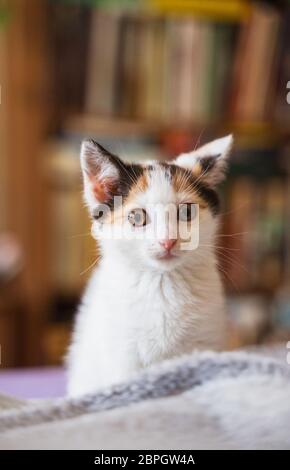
[69,232,91,239]
[179,172,193,193]
[215,250,250,277]
[190,164,211,187]
[218,202,252,218]
[193,127,206,151]
[217,262,240,293]
[197,243,248,273]
[217,232,248,238]
[80,256,100,276]
[199,244,240,252]
[191,248,240,292]
[179,164,212,195]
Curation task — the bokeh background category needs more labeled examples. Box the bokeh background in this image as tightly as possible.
[0,0,290,369]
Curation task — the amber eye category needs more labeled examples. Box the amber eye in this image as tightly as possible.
[178,203,196,222]
[128,208,148,227]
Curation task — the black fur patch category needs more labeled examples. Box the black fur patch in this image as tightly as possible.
[170,164,220,215]
[146,163,220,215]
[194,181,220,215]
[199,155,220,173]
[89,141,144,212]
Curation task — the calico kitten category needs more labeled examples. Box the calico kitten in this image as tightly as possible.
[67,135,233,396]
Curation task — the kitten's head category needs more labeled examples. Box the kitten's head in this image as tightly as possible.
[80,136,233,271]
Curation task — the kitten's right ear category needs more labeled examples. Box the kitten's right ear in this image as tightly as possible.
[175,135,233,187]
[80,139,121,210]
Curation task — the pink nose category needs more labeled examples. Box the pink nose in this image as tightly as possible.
[159,239,177,251]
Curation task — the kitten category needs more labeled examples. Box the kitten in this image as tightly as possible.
[67,135,233,396]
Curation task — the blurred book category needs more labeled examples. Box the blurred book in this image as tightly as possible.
[274,7,290,126]
[79,3,287,127]
[220,147,289,293]
[48,3,90,127]
[86,9,122,116]
[230,3,281,123]
[85,12,237,123]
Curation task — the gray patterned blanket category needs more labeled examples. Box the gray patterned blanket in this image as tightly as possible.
[0,348,289,449]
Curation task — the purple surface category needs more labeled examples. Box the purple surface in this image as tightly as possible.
[0,367,66,399]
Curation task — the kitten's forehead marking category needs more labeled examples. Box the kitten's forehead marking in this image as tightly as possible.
[131,162,201,205]
[123,161,219,215]
[144,163,175,204]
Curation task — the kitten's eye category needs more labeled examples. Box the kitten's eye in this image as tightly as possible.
[92,204,110,222]
[93,210,103,221]
[128,208,148,227]
[178,203,196,222]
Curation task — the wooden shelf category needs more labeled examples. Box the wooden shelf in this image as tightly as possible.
[65,114,290,147]
[66,114,161,138]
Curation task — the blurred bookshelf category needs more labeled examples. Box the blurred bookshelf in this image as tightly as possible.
[1,0,290,366]
[0,0,51,366]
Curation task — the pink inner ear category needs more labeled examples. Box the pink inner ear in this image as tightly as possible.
[91,177,117,203]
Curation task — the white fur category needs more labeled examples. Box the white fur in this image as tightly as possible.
[67,138,232,397]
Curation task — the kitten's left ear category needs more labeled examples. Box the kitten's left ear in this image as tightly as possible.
[80,139,123,210]
[175,135,233,187]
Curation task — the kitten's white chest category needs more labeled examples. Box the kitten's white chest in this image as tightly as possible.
[94,263,224,364]
[67,260,225,396]
[96,267,180,359]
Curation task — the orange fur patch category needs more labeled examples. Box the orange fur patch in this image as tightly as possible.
[103,171,149,225]
[123,171,149,205]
